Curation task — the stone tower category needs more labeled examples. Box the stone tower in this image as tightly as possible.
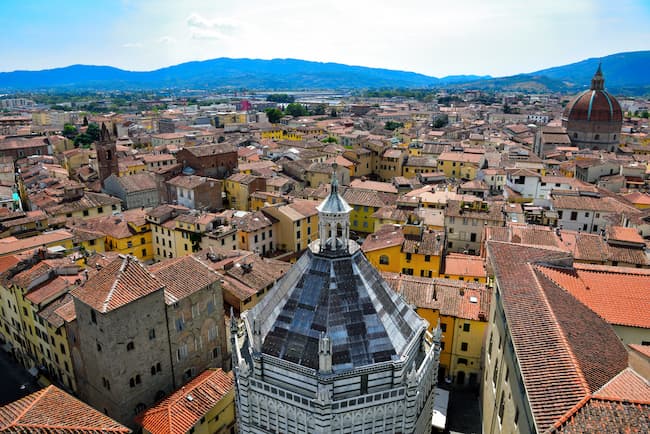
[96,123,118,186]
[233,168,441,433]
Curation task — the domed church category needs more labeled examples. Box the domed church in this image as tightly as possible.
[232,166,441,433]
[561,64,623,152]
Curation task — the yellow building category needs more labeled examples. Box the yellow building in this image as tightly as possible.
[441,252,488,283]
[375,148,406,181]
[117,158,146,177]
[382,273,490,386]
[260,127,304,141]
[69,208,152,262]
[0,229,75,257]
[342,188,396,234]
[137,368,235,434]
[362,224,444,278]
[437,151,486,180]
[0,255,84,392]
[224,173,266,211]
[261,199,320,254]
[44,192,122,220]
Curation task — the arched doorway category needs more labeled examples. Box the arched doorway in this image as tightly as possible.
[456,371,465,385]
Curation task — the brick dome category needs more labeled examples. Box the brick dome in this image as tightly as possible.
[562,65,623,123]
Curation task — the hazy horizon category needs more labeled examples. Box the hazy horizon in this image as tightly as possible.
[1,0,649,77]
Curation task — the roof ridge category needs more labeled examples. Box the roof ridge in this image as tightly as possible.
[552,394,593,430]
[102,255,129,313]
[14,422,130,432]
[5,385,51,429]
[529,264,591,394]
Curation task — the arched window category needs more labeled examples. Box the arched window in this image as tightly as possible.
[379,255,389,265]
[126,341,135,351]
[594,134,600,140]
[134,403,146,415]
[573,133,578,138]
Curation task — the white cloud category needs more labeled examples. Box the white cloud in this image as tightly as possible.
[186,12,239,34]
[158,36,176,44]
[122,42,143,48]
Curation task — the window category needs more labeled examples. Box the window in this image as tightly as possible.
[570,211,578,221]
[126,341,135,351]
[90,309,97,324]
[142,248,147,257]
[463,323,470,332]
[83,210,89,217]
[156,362,161,372]
[440,323,447,332]
[191,304,199,319]
[129,378,136,388]
[149,329,156,340]
[488,332,493,356]
[457,358,468,365]
[177,344,188,361]
[60,343,66,355]
[176,314,185,331]
[207,300,215,314]
[498,391,505,423]
[425,255,431,262]
[440,341,445,350]
[461,342,468,351]
[405,253,412,261]
[97,342,102,352]
[514,406,519,426]
[208,325,218,342]
[102,377,111,390]
[379,255,389,265]
[212,347,221,359]
[151,366,156,376]
[493,359,499,387]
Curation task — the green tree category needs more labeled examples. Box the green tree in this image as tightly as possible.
[86,123,101,141]
[311,104,326,116]
[62,123,78,139]
[285,103,308,117]
[265,108,283,123]
[322,136,338,144]
[384,121,404,131]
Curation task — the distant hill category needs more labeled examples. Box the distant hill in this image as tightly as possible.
[447,51,650,94]
[0,51,648,93]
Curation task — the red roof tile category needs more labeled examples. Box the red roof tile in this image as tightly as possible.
[71,255,164,313]
[149,256,221,304]
[594,368,650,402]
[136,369,233,434]
[488,242,629,431]
[0,385,130,433]
[536,264,650,329]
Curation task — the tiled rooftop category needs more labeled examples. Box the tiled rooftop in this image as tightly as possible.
[488,242,629,432]
[136,369,233,434]
[71,255,164,313]
[535,264,650,329]
[149,255,221,304]
[0,385,131,433]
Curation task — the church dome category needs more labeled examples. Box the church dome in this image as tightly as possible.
[562,65,623,123]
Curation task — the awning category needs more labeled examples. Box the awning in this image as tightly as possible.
[432,387,450,430]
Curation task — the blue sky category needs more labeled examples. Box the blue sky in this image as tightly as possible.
[1,0,648,77]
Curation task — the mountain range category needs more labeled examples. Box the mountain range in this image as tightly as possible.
[0,51,648,94]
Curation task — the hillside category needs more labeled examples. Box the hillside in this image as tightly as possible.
[0,51,648,93]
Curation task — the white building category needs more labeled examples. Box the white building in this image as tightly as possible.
[233,171,441,433]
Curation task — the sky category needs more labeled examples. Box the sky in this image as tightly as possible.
[1,0,649,77]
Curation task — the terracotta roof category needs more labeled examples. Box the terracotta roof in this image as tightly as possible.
[111,172,157,192]
[232,211,276,232]
[167,175,218,189]
[0,230,73,256]
[0,385,131,433]
[594,368,650,402]
[553,397,649,433]
[149,256,221,304]
[349,179,398,194]
[488,242,629,431]
[136,369,233,434]
[535,264,650,329]
[381,273,489,321]
[342,188,396,208]
[629,344,650,359]
[443,253,486,278]
[360,224,404,252]
[71,255,164,313]
[403,231,444,256]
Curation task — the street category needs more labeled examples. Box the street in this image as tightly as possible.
[0,349,40,405]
